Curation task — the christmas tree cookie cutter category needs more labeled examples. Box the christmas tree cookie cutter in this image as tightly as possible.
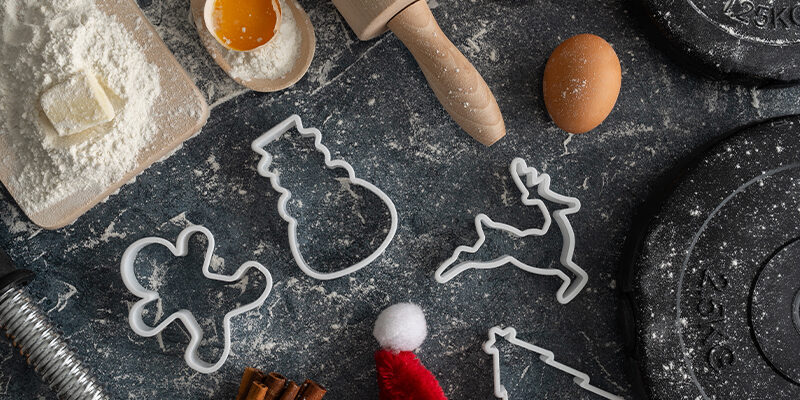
[251,115,398,280]
[483,326,623,400]
[434,158,588,304]
[120,225,274,374]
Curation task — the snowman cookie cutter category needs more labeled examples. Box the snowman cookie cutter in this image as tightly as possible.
[435,158,588,304]
[251,114,399,280]
[120,225,273,374]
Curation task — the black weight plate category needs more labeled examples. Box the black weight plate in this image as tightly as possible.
[643,0,800,82]
[622,116,800,399]
[751,239,800,384]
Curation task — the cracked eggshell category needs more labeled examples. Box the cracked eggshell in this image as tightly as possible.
[542,34,621,134]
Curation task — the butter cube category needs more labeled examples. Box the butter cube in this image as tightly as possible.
[40,70,115,137]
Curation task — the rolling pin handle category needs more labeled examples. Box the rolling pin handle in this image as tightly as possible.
[388,0,506,146]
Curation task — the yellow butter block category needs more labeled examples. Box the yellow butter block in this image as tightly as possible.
[40,70,115,137]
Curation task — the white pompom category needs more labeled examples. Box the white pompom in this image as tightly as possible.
[373,303,428,352]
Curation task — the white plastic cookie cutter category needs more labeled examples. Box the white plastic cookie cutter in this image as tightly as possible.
[251,114,399,280]
[120,225,273,374]
[434,158,588,304]
[483,326,623,400]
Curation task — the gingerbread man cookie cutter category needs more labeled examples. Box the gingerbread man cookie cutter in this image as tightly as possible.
[435,158,588,304]
[483,326,623,400]
[251,115,399,280]
[120,225,273,374]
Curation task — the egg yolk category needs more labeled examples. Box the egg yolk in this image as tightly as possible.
[212,0,281,51]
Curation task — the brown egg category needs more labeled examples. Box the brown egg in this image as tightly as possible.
[543,34,621,134]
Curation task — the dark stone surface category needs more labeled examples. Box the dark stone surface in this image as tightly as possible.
[643,0,800,82]
[624,117,800,399]
[2,0,800,398]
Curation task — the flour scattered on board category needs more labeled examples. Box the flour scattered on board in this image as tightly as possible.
[0,0,162,215]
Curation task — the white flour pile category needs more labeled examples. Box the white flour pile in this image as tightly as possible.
[223,0,300,81]
[0,0,161,215]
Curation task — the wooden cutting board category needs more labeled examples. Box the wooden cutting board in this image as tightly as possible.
[0,0,210,230]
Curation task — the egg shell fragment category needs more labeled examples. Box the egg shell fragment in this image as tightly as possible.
[543,34,621,134]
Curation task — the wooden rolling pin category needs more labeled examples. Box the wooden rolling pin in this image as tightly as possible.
[332,0,506,146]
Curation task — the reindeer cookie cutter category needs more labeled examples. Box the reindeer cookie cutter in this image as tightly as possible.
[251,115,399,280]
[120,225,274,374]
[483,326,623,400]
[434,158,588,304]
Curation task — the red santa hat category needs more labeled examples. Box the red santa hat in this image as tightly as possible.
[373,303,447,400]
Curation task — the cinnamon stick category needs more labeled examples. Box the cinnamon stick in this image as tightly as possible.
[246,382,269,400]
[277,381,301,400]
[295,380,326,400]
[234,367,326,400]
[263,372,288,400]
[237,368,265,400]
